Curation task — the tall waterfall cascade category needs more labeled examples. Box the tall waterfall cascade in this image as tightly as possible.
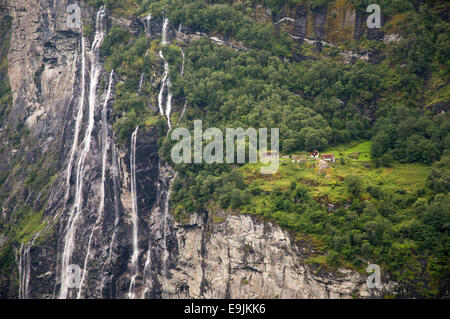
[158,18,173,132]
[59,6,108,299]
[77,70,115,298]
[128,127,140,299]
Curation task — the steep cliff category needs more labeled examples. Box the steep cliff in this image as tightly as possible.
[0,0,401,299]
[274,0,384,43]
[234,0,384,44]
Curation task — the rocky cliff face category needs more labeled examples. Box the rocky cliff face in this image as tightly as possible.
[167,210,377,299]
[275,0,384,43]
[242,0,384,44]
[0,0,393,299]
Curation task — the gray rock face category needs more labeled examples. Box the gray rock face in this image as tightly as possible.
[273,1,384,43]
[1,0,394,299]
[167,211,373,299]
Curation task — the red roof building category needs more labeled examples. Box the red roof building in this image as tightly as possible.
[309,150,319,158]
[320,154,335,163]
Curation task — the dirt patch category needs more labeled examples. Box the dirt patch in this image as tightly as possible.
[245,170,280,183]
[298,177,322,187]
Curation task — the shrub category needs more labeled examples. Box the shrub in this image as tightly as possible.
[381,153,394,167]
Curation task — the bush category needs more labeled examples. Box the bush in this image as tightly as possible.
[326,251,341,267]
[380,153,394,167]
[345,175,363,198]
[101,26,130,56]
[113,111,139,144]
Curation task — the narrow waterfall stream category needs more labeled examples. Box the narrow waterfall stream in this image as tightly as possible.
[18,243,31,299]
[158,18,172,132]
[140,14,152,91]
[59,6,107,299]
[101,142,122,298]
[140,163,176,298]
[65,35,86,199]
[18,211,62,299]
[138,72,145,93]
[161,168,175,294]
[180,48,185,77]
[178,48,187,125]
[145,14,152,38]
[177,100,187,126]
[128,127,140,299]
[77,70,115,298]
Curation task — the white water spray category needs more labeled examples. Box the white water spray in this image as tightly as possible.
[59,6,107,299]
[77,70,114,298]
[65,36,86,199]
[157,51,168,116]
[19,243,32,299]
[177,100,187,126]
[145,14,152,38]
[161,173,173,292]
[180,48,185,77]
[108,143,121,263]
[158,18,173,132]
[175,47,187,125]
[138,72,145,93]
[128,127,139,299]
[19,211,61,299]
[161,17,169,46]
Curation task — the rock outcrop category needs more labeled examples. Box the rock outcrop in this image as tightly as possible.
[168,210,376,299]
[242,0,385,44]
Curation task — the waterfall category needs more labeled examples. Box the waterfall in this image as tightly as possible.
[176,47,187,125]
[77,70,115,298]
[177,100,187,126]
[158,18,172,132]
[18,244,31,299]
[108,143,121,264]
[128,127,139,299]
[140,14,153,90]
[180,48,185,77]
[141,18,186,298]
[161,17,169,46]
[138,72,145,93]
[161,169,174,292]
[157,51,168,116]
[65,35,86,199]
[18,234,41,299]
[145,14,152,38]
[59,6,107,299]
[100,142,121,298]
[18,211,61,299]
[165,83,173,133]
[140,164,175,298]
[140,243,152,298]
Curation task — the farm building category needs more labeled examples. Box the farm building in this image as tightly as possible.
[309,150,319,159]
[321,154,335,163]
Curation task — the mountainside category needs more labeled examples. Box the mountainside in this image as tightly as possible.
[0,0,448,299]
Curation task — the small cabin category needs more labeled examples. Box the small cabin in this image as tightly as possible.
[321,153,335,163]
[309,150,319,159]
